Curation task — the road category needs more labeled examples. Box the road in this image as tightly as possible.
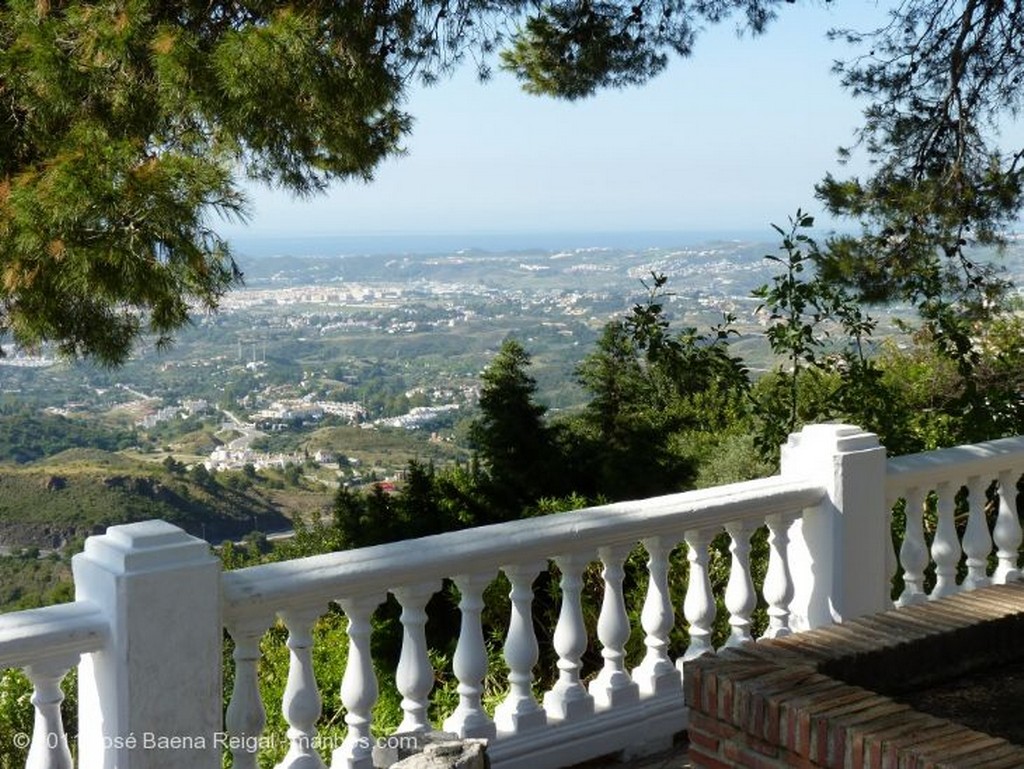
[220,409,265,451]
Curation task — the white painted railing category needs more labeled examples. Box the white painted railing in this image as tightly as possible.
[221,474,823,769]
[0,602,107,769]
[3,423,1024,769]
[887,435,1024,604]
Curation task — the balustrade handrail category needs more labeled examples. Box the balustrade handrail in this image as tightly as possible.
[886,434,1024,493]
[222,475,825,621]
[0,600,108,669]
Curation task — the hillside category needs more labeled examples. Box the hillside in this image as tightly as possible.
[0,449,331,550]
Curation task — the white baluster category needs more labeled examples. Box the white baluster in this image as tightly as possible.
[762,513,794,639]
[333,594,384,769]
[543,552,595,721]
[632,537,681,696]
[962,475,993,591]
[897,487,929,606]
[277,607,327,769]
[394,582,440,734]
[442,572,497,739]
[25,656,76,769]
[588,545,639,709]
[226,617,270,769]
[724,521,756,647]
[993,469,1022,583]
[931,482,962,599]
[494,562,546,734]
[681,528,716,665]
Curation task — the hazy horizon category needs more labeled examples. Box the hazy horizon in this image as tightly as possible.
[226,228,787,258]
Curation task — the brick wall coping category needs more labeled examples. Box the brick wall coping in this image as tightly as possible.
[684,582,1024,768]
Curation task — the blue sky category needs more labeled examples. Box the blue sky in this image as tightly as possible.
[221,2,898,244]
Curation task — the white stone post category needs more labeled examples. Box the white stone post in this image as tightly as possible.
[73,520,223,769]
[781,424,890,631]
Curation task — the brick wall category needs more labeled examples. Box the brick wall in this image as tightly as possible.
[684,583,1024,768]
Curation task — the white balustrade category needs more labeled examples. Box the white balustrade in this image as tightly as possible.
[543,553,594,721]
[887,433,1024,606]
[334,594,384,769]
[394,582,440,733]
[494,562,546,734]
[442,572,497,739]
[34,426,1024,769]
[4,423,949,769]
[0,601,108,769]
[588,545,638,709]
[724,521,756,647]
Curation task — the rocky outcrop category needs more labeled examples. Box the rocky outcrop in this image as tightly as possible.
[376,733,488,769]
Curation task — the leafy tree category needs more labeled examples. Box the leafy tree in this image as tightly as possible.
[331,485,374,550]
[803,2,1024,413]
[568,273,749,500]
[575,321,647,450]
[747,211,1024,456]
[162,456,185,475]
[188,462,214,489]
[866,310,1024,452]
[750,211,884,452]
[282,463,302,487]
[398,460,442,539]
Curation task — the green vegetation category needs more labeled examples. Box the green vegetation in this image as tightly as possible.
[0,550,72,611]
[0,448,333,614]
[0,410,135,463]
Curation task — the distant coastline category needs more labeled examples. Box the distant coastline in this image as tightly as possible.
[226,230,777,258]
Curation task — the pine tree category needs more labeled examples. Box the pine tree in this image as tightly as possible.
[470,338,554,517]
[0,1,472,362]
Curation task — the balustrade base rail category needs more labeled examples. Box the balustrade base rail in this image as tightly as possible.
[488,688,685,769]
